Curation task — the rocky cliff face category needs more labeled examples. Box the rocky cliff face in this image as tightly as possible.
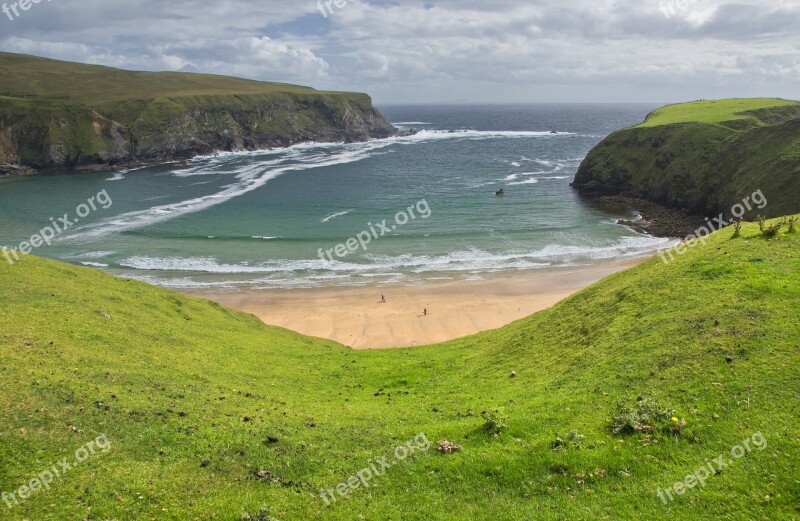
[0,92,396,174]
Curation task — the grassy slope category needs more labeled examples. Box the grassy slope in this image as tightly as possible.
[0,52,374,126]
[636,98,799,128]
[1,218,799,520]
[573,98,800,218]
[0,52,359,104]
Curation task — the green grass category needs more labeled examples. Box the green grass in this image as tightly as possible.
[0,52,377,127]
[1,217,799,520]
[636,98,799,128]
[0,53,359,105]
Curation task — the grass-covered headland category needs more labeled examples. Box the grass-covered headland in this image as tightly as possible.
[1,216,798,520]
[0,53,396,173]
[572,98,800,220]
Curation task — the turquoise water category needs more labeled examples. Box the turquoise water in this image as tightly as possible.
[0,104,672,289]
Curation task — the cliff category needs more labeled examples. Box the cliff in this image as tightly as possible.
[0,53,397,174]
[571,98,800,219]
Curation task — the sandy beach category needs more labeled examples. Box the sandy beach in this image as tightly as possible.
[185,256,651,349]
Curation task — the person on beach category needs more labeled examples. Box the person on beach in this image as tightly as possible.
[381,295,386,303]
[424,308,428,316]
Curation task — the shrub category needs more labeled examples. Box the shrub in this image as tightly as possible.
[551,430,586,450]
[611,399,682,435]
[670,417,688,434]
[481,407,509,434]
[732,220,743,238]
[758,215,784,237]
[787,216,798,234]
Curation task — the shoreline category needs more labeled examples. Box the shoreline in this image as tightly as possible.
[585,194,709,238]
[0,130,419,178]
[183,255,652,349]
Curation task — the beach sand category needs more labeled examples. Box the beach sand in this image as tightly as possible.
[185,256,651,349]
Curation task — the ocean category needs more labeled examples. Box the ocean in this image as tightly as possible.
[0,104,673,289]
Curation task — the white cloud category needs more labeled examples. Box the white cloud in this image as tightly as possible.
[0,0,797,103]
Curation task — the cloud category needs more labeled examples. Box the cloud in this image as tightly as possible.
[0,0,797,103]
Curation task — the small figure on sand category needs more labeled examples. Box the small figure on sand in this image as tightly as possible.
[423,308,428,316]
[381,295,386,303]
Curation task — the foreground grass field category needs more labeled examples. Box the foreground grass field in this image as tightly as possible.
[1,217,799,520]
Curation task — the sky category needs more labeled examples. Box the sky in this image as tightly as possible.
[0,0,798,104]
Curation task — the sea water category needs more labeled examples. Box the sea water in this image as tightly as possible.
[0,103,672,289]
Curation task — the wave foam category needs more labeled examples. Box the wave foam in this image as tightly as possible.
[71,251,114,259]
[396,130,575,144]
[115,235,671,282]
[63,141,394,242]
[321,209,353,223]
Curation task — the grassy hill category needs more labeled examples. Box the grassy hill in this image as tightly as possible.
[0,53,326,105]
[1,217,798,520]
[0,53,396,172]
[635,99,800,128]
[572,98,800,219]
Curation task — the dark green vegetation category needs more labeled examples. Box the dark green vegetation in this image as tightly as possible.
[572,98,800,219]
[1,217,798,520]
[0,53,395,173]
